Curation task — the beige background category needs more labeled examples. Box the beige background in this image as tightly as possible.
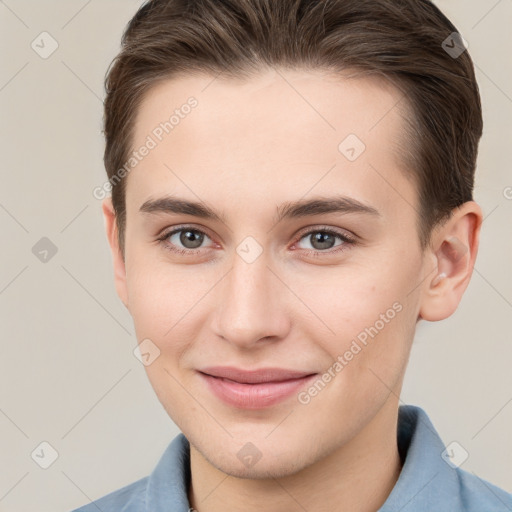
[0,1,511,511]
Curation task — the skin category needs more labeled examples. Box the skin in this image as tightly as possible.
[102,68,482,512]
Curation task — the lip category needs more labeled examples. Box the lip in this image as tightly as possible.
[197,366,318,409]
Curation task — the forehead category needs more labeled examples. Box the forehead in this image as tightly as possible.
[132,68,407,149]
[126,68,413,217]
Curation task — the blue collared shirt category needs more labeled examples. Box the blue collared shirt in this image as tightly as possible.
[71,405,512,511]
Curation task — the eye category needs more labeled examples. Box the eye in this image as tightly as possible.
[157,225,356,257]
[294,227,355,255]
[157,226,214,255]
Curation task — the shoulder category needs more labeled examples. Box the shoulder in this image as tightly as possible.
[69,432,191,512]
[381,405,512,512]
[70,476,148,512]
[455,467,512,511]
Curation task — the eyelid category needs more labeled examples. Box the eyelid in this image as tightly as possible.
[158,223,213,239]
[293,224,356,245]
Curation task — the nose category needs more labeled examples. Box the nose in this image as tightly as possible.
[211,248,291,349]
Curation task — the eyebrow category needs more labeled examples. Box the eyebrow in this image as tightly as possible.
[139,194,381,225]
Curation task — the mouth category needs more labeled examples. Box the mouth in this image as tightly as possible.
[197,366,318,409]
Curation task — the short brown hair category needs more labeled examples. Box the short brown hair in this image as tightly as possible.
[103,0,483,257]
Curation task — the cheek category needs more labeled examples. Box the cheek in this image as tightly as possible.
[125,259,204,425]
[294,254,419,385]
[315,289,410,383]
[125,247,206,339]
[292,267,405,342]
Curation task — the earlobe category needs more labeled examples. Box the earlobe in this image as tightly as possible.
[102,197,129,309]
[418,201,482,322]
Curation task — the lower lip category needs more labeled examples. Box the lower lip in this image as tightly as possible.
[198,372,317,409]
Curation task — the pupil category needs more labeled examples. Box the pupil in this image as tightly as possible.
[312,232,334,250]
[181,230,203,249]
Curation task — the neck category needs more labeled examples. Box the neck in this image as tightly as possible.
[187,398,402,512]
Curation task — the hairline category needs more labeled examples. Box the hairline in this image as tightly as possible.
[115,66,429,257]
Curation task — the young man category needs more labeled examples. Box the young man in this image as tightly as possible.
[75,0,512,510]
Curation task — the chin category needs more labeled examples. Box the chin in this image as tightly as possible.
[192,434,319,480]
[210,452,311,480]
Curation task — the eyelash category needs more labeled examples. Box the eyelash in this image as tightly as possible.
[157,225,356,258]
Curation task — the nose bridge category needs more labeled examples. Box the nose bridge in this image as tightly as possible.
[213,245,289,347]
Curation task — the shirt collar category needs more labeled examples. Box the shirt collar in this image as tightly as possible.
[145,429,191,511]
[143,404,495,512]
[378,404,463,511]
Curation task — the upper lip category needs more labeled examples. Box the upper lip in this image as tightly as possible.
[198,366,317,384]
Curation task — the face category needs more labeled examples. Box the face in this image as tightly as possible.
[114,68,430,478]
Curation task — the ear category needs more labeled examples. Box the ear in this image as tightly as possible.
[418,201,482,322]
[102,197,129,309]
